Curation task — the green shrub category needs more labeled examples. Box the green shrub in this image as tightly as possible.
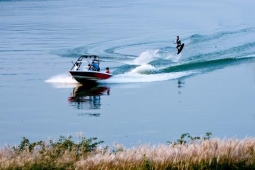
[167,132,212,145]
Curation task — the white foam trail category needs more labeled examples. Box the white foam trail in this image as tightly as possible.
[130,64,155,73]
[123,50,156,65]
[104,71,196,84]
[172,53,182,62]
[133,50,155,65]
[45,74,79,88]
[242,54,255,58]
[124,49,182,66]
[48,83,80,89]
[154,49,181,62]
[127,49,182,74]
[45,74,77,83]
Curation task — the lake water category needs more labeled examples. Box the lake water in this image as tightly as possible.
[1,0,255,147]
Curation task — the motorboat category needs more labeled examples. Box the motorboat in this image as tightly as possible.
[69,55,112,84]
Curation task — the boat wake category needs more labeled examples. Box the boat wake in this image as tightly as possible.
[101,51,195,84]
[102,71,194,84]
[45,74,79,88]
[49,27,255,86]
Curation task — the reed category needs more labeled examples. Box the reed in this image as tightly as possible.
[1,134,255,169]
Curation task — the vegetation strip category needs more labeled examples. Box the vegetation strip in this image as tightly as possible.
[1,133,255,169]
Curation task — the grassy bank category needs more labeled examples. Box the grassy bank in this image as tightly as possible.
[1,134,255,169]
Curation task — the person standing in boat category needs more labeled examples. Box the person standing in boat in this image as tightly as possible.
[92,56,100,71]
[93,56,100,65]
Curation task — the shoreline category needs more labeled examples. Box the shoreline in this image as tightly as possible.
[1,134,255,169]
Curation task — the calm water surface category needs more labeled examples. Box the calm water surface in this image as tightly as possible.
[1,0,255,147]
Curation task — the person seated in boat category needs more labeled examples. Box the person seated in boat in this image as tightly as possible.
[73,61,81,71]
[106,67,110,74]
[91,61,100,71]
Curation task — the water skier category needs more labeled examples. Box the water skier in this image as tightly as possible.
[175,36,182,51]
[175,36,184,54]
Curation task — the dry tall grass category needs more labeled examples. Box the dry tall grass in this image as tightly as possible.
[1,137,255,169]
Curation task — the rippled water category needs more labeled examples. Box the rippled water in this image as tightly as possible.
[1,0,255,147]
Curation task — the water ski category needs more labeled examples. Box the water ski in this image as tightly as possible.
[177,43,184,55]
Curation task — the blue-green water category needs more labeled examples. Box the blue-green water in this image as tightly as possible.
[1,0,255,147]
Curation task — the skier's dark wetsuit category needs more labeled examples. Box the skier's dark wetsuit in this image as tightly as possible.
[176,36,182,50]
